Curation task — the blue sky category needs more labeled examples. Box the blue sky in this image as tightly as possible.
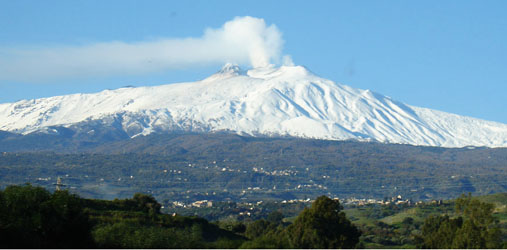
[1,0,506,123]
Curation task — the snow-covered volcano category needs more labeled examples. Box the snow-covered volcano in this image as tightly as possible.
[1,64,506,148]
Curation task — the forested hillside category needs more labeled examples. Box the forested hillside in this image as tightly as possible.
[0,133,506,202]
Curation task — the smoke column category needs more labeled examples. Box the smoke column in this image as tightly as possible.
[0,16,284,82]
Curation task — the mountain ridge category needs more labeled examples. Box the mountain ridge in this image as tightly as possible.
[1,64,506,148]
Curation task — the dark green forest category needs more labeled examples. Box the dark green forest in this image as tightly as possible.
[0,184,505,248]
[1,133,506,203]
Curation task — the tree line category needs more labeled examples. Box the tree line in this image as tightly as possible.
[0,184,504,248]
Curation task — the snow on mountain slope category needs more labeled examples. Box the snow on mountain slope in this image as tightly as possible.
[1,64,506,147]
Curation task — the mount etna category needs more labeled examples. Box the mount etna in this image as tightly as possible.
[1,64,506,148]
[0,64,506,202]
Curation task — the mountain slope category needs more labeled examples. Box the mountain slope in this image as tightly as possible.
[1,64,506,147]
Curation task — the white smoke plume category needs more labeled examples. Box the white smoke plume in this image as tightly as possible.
[0,16,284,82]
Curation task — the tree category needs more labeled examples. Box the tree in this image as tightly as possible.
[92,221,202,248]
[418,193,503,249]
[240,223,289,249]
[245,219,275,239]
[419,215,462,248]
[267,211,284,224]
[0,184,93,248]
[286,196,361,248]
[401,217,414,226]
[132,193,161,214]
